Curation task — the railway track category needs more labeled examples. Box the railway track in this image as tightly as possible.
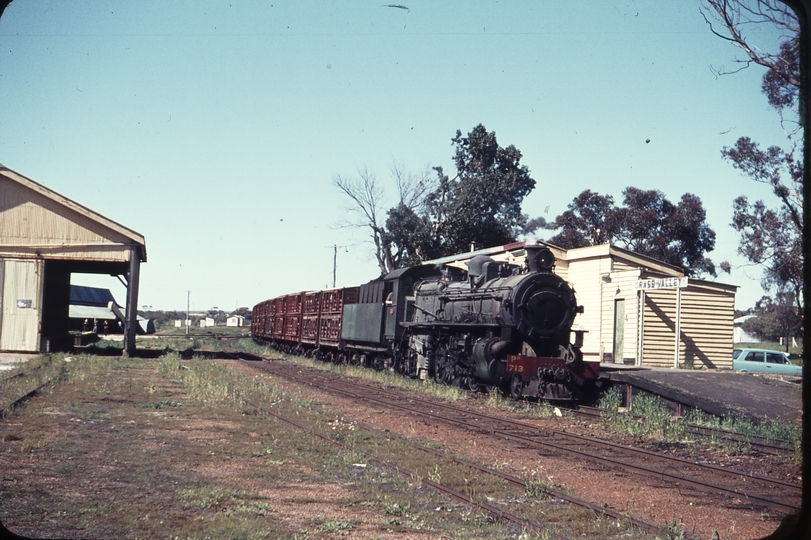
[571,405,795,456]
[0,363,54,419]
[0,381,51,419]
[241,397,567,539]
[232,352,687,539]
[234,352,801,520]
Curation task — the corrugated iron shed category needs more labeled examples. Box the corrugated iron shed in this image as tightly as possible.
[0,164,146,355]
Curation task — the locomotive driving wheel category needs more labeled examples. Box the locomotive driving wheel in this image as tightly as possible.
[509,373,525,400]
[434,356,453,385]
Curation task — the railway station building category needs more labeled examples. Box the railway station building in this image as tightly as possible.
[0,164,146,356]
[426,241,737,370]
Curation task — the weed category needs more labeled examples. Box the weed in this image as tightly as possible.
[666,517,687,540]
[384,500,411,516]
[155,353,183,374]
[19,436,46,453]
[684,408,802,463]
[319,519,353,534]
[597,391,686,441]
[522,401,562,419]
[138,400,183,409]
[524,479,551,500]
[178,487,241,509]
[225,501,272,516]
[596,386,623,410]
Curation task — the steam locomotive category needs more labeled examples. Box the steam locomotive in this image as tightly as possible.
[251,244,599,400]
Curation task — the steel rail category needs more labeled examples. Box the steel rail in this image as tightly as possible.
[255,360,800,514]
[228,350,689,537]
[351,380,800,493]
[0,381,51,419]
[548,429,801,492]
[241,398,561,539]
[351,416,686,539]
[316,366,800,493]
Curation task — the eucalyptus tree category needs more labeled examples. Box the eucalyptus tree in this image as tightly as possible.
[546,188,717,277]
[701,0,803,309]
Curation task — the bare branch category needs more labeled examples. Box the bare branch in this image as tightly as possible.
[701,0,801,88]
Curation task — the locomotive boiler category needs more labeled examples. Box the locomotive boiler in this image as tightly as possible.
[402,245,596,400]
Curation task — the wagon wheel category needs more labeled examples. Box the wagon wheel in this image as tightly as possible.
[509,374,525,400]
[407,349,420,377]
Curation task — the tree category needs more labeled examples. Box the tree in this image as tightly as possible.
[741,293,802,349]
[334,124,536,272]
[701,0,800,118]
[420,124,536,256]
[332,163,434,275]
[701,0,803,309]
[545,188,717,277]
[545,190,618,248]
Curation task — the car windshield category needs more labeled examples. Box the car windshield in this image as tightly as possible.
[733,349,742,359]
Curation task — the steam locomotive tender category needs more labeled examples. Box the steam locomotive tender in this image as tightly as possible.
[251,244,599,400]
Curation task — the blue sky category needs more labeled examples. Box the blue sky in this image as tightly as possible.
[0,1,794,312]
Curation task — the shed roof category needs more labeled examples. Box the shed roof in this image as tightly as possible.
[0,164,146,262]
[70,285,119,307]
[424,240,685,277]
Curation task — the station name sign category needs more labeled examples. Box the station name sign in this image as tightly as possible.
[634,277,688,291]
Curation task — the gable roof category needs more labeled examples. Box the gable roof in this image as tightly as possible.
[0,164,146,262]
[424,240,685,277]
[69,285,119,307]
[563,243,684,276]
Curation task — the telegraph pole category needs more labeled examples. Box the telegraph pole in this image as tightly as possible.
[186,290,191,336]
[324,245,347,288]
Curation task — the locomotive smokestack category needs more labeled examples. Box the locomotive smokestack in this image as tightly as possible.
[525,245,555,273]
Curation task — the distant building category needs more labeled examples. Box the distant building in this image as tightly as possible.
[226,315,244,327]
[199,317,215,328]
[733,315,761,344]
[69,285,155,334]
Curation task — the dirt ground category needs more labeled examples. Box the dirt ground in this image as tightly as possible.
[0,355,802,539]
[0,358,464,539]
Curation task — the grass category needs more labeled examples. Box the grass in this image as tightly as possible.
[166,351,669,538]
[238,339,472,403]
[595,387,803,463]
